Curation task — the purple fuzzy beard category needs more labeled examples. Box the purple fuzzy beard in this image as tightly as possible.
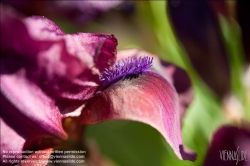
[99,56,153,91]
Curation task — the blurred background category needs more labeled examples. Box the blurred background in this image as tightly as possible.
[2,1,249,166]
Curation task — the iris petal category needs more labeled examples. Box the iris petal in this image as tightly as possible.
[80,49,196,161]
[0,6,118,159]
[117,49,193,121]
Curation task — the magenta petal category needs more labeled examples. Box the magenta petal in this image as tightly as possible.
[203,125,250,166]
[1,7,117,103]
[0,118,26,162]
[1,69,67,139]
[24,16,118,71]
[80,71,196,161]
[1,5,119,157]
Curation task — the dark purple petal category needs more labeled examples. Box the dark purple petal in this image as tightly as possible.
[237,1,250,64]
[168,1,230,98]
[80,49,196,161]
[203,125,250,166]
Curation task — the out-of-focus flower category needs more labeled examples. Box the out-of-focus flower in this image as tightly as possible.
[167,1,250,165]
[203,125,250,166]
[2,1,128,24]
[0,5,196,165]
[168,1,249,98]
[168,0,230,98]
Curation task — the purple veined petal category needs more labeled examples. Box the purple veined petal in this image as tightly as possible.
[0,90,65,163]
[0,6,118,157]
[237,1,250,64]
[0,68,68,139]
[80,49,196,161]
[203,125,250,166]
[0,62,67,163]
[24,16,118,72]
[116,49,193,121]
[1,6,118,104]
[167,1,230,98]
[159,60,193,121]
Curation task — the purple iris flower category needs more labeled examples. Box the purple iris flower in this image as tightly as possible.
[0,5,196,165]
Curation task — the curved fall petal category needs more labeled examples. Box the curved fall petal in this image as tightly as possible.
[237,1,250,64]
[167,1,230,98]
[80,70,196,161]
[116,49,193,121]
[203,125,250,166]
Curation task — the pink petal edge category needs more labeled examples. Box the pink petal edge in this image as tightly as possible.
[80,70,196,161]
